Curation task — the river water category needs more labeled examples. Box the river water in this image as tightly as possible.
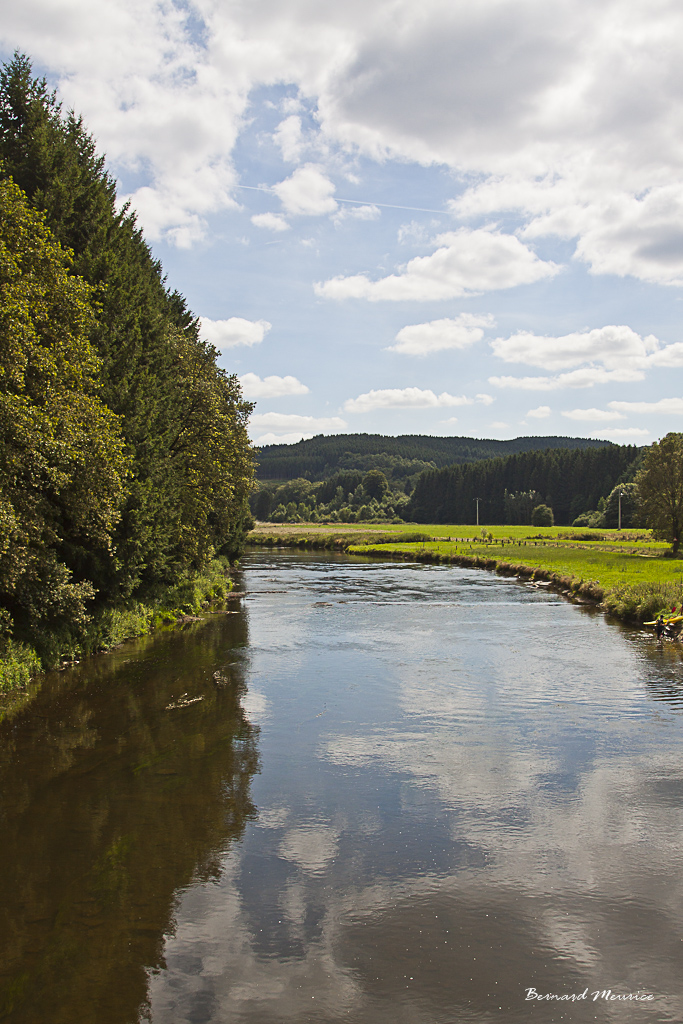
[2,551,683,1023]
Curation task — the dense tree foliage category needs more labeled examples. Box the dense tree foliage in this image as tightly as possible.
[257,433,615,482]
[0,54,255,658]
[408,445,640,526]
[603,481,640,529]
[251,470,410,525]
[636,434,683,553]
[0,177,128,648]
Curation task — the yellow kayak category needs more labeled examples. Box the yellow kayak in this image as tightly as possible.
[645,614,683,626]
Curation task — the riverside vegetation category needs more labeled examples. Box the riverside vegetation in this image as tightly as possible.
[0,55,255,693]
[248,522,683,624]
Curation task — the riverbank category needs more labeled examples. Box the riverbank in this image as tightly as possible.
[247,523,683,623]
[0,558,238,700]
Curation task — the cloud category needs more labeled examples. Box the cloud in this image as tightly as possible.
[250,412,347,432]
[316,230,559,301]
[562,408,626,422]
[239,373,310,399]
[590,427,651,439]
[608,397,683,414]
[274,115,304,162]
[200,316,271,349]
[253,432,316,446]
[388,314,493,356]
[333,203,380,224]
[491,325,660,372]
[489,368,645,390]
[527,405,551,418]
[343,387,476,413]
[251,212,290,231]
[10,0,683,282]
[273,164,337,216]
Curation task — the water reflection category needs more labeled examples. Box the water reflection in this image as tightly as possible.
[4,553,683,1023]
[0,612,259,1024]
[148,554,683,1023]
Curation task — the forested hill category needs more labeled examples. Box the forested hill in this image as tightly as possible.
[0,55,254,669]
[257,433,614,481]
[408,444,641,526]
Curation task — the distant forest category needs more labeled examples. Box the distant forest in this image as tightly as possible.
[252,436,642,527]
[257,432,614,483]
[409,444,641,526]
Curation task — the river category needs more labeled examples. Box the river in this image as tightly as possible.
[1,551,683,1023]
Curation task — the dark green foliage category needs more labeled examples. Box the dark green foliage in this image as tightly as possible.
[503,489,542,525]
[257,432,613,481]
[250,466,409,524]
[636,433,683,553]
[0,54,255,667]
[362,470,389,501]
[603,482,640,529]
[0,177,128,655]
[409,445,640,525]
[531,504,554,527]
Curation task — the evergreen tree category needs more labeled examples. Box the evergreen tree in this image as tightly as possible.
[0,53,255,606]
[0,176,128,652]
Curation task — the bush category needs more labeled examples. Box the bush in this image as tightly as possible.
[531,504,554,527]
[0,641,42,691]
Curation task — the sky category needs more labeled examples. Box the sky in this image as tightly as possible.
[3,0,683,447]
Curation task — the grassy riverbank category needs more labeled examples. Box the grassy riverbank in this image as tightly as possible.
[248,523,683,622]
[0,558,238,697]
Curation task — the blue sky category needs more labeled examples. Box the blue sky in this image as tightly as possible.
[3,0,683,446]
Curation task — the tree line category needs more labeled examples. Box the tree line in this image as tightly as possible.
[408,445,641,526]
[0,54,254,667]
[257,432,614,481]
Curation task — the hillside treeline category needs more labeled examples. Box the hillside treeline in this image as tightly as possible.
[408,445,640,526]
[257,433,613,481]
[0,55,254,668]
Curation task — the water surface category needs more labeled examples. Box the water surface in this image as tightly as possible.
[2,552,683,1022]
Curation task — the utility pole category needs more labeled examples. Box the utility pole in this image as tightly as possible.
[474,497,481,527]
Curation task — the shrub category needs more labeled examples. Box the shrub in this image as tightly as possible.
[531,504,554,527]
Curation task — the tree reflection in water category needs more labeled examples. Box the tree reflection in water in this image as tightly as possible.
[0,610,259,1024]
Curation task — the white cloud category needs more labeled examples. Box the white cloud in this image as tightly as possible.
[590,427,651,439]
[333,203,380,224]
[273,164,337,216]
[316,229,559,301]
[250,412,347,432]
[489,367,645,390]
[562,408,626,422]
[200,316,271,349]
[239,373,310,399]
[476,392,495,406]
[343,388,474,413]
[608,397,683,414]
[491,325,660,372]
[274,115,304,162]
[388,314,493,356]
[527,405,551,418]
[251,212,290,231]
[254,432,315,446]
[9,0,683,284]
